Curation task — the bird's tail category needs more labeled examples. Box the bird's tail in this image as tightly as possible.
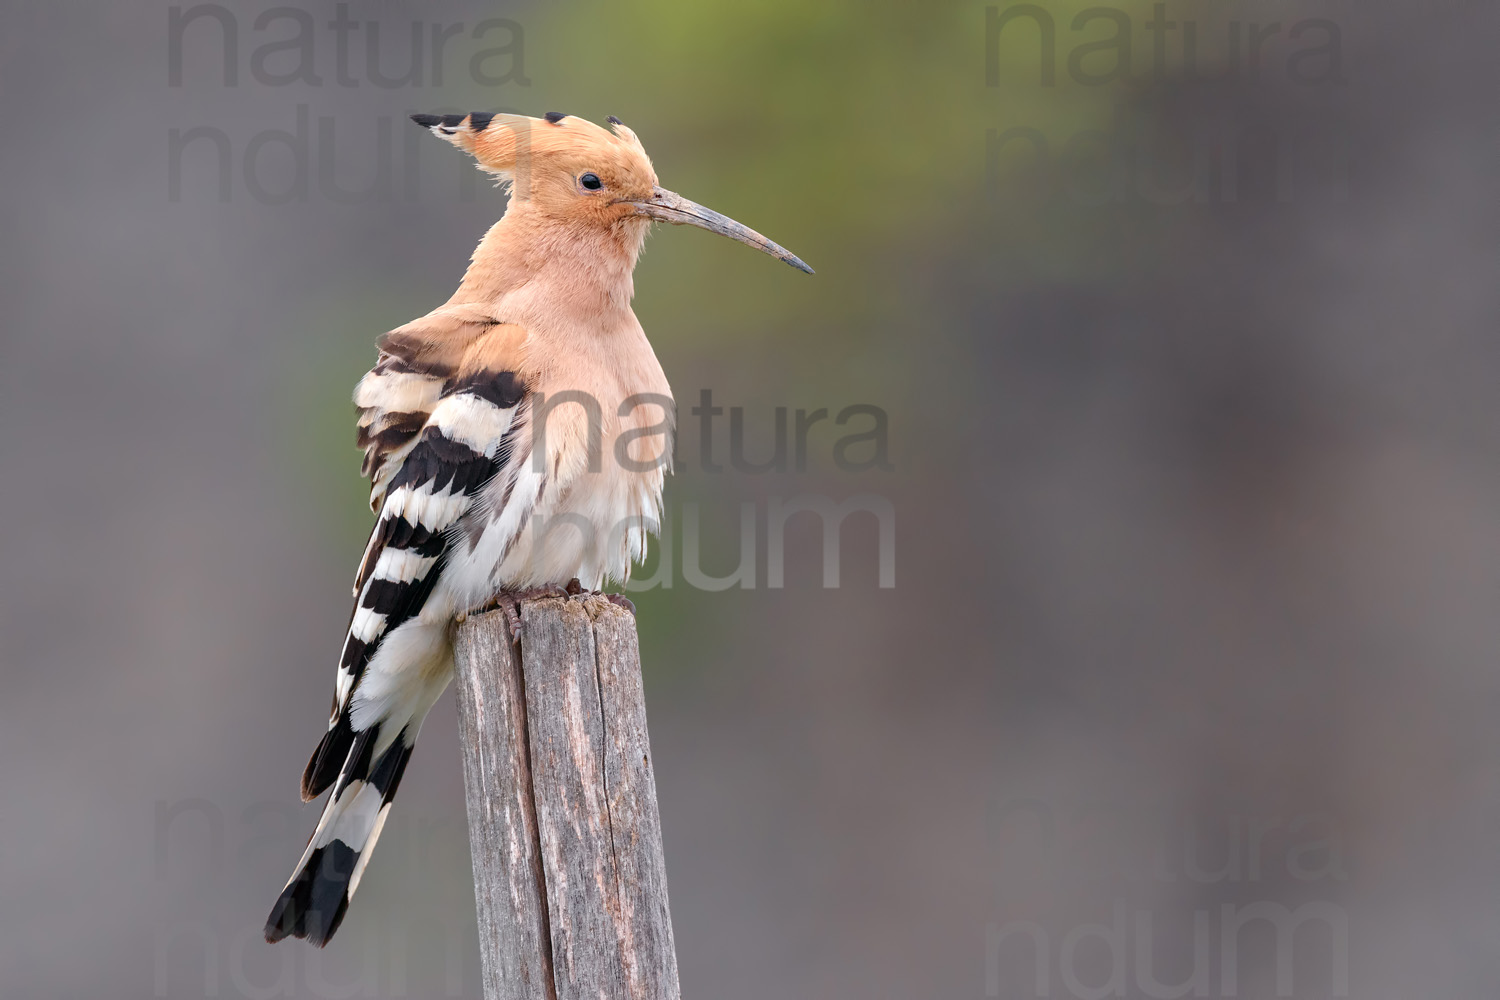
[265,626,452,946]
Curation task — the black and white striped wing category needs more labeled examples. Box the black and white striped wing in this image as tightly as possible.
[300,368,526,800]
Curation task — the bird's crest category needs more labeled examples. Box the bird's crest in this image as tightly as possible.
[410,112,652,196]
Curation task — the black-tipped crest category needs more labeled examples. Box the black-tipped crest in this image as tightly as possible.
[606,115,623,126]
[410,113,489,135]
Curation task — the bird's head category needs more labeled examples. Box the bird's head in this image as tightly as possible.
[412,112,812,274]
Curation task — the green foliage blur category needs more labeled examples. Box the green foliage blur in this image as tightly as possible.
[278,0,1216,675]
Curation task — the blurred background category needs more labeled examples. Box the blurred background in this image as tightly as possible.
[4,0,1499,996]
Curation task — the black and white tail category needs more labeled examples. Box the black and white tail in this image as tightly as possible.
[264,728,414,944]
[263,622,452,945]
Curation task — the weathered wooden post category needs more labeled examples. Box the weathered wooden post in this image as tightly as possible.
[452,593,681,1000]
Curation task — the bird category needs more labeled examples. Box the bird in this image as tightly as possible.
[264,111,811,946]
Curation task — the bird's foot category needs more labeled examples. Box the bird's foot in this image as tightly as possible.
[569,577,635,615]
[561,577,633,615]
[602,593,636,616]
[514,584,572,603]
[500,600,522,641]
[567,578,636,616]
[472,584,572,640]
[469,582,633,637]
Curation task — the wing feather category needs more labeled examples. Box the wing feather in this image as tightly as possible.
[302,315,530,801]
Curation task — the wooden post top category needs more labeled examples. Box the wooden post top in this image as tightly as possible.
[453,595,681,1000]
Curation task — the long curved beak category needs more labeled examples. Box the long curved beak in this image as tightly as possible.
[628,186,814,274]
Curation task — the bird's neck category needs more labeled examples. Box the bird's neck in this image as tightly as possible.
[453,202,647,323]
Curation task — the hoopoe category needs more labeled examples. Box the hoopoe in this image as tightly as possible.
[264,112,810,946]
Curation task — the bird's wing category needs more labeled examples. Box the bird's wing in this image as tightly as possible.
[354,302,507,512]
[301,308,530,800]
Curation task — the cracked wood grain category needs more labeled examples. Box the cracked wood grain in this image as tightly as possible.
[454,594,681,1000]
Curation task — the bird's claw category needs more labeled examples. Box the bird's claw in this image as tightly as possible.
[472,584,574,641]
[603,593,636,616]
[470,582,634,637]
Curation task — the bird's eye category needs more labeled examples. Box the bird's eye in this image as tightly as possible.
[579,172,603,191]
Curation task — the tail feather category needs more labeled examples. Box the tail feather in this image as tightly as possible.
[264,840,359,945]
[264,724,417,946]
[270,619,453,946]
[301,714,355,802]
